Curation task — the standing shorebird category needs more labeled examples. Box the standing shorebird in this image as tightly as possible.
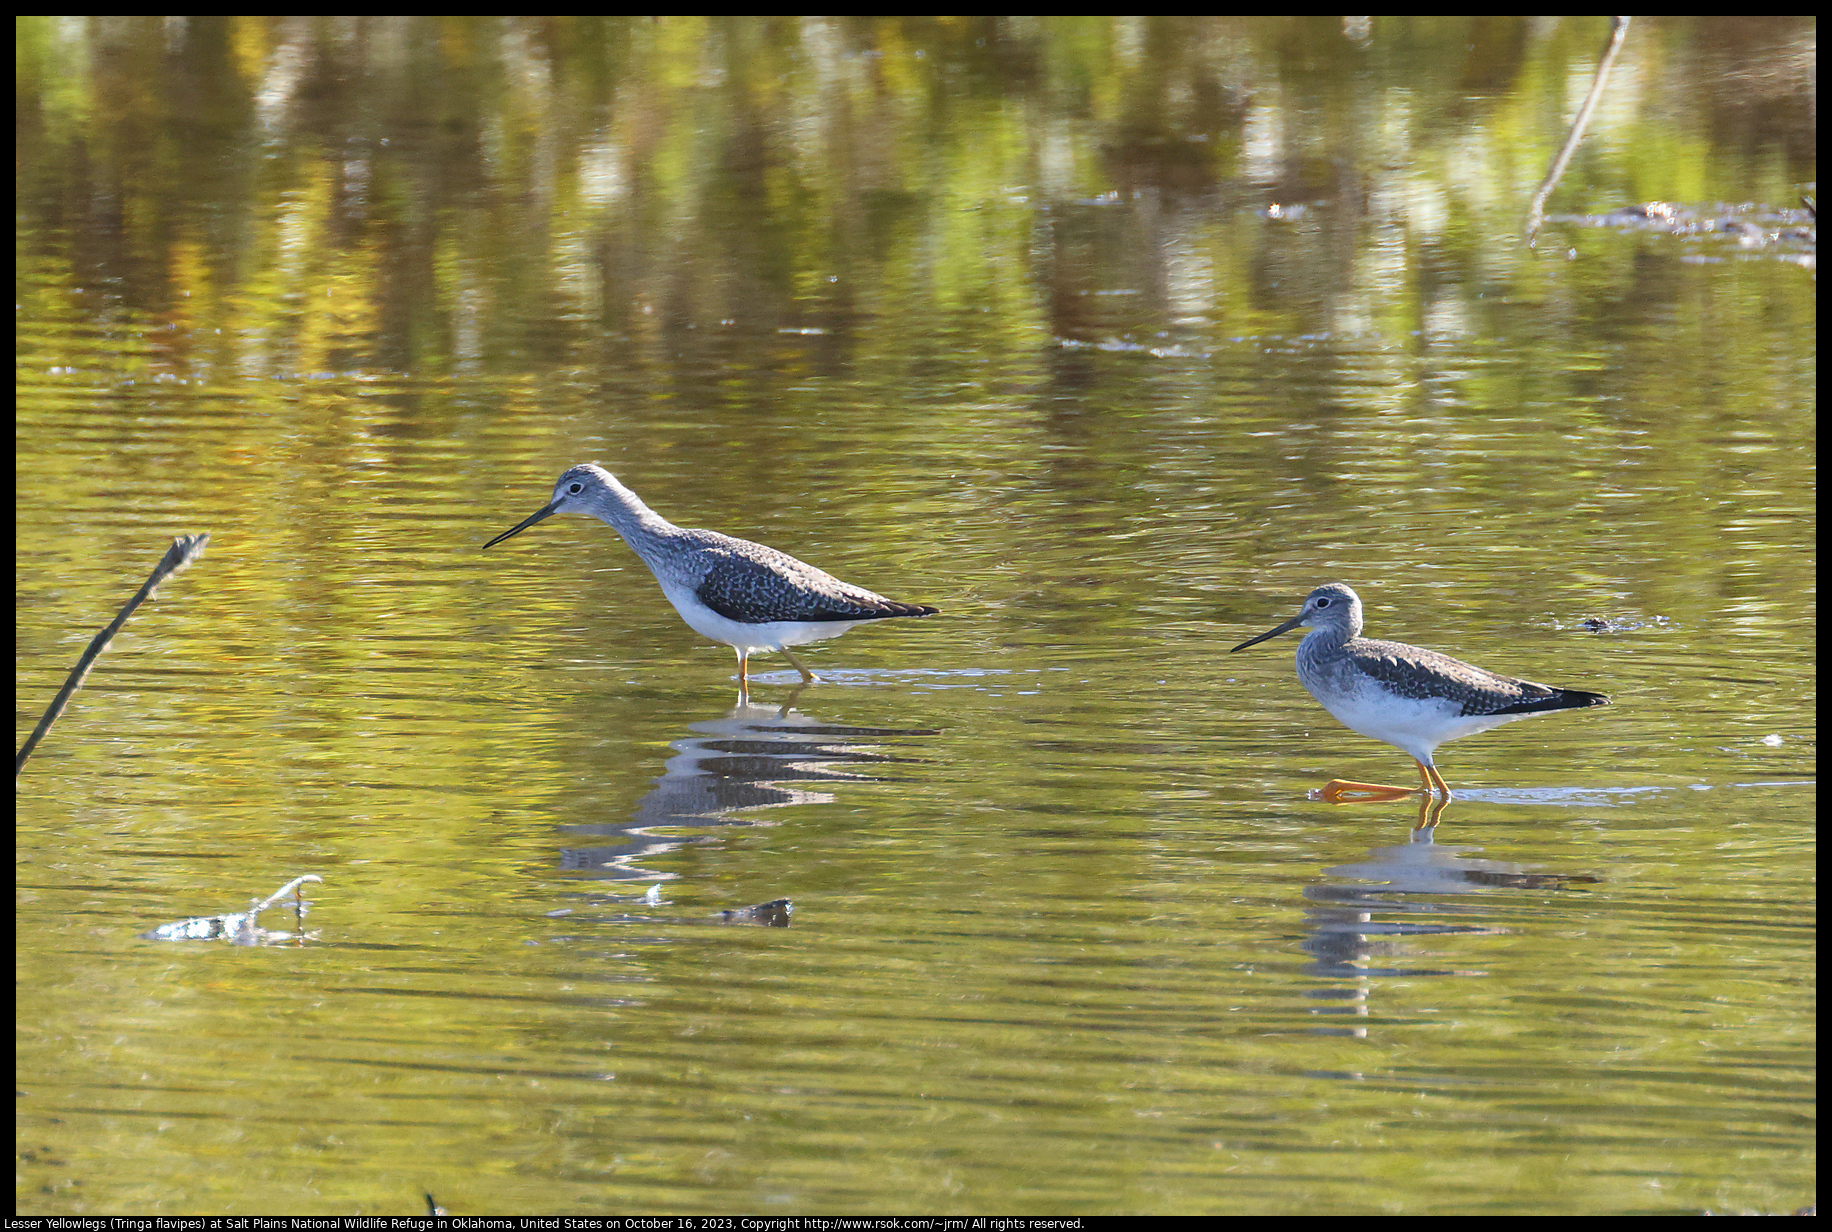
[483,464,937,690]
[1230,583,1609,800]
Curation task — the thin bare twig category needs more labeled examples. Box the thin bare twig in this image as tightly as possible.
[1526,17,1632,246]
[17,533,210,777]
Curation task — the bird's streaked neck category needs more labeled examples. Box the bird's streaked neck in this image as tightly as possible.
[574,467,680,538]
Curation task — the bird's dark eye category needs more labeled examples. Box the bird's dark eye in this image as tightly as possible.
[568,483,583,494]
[1316,597,1332,608]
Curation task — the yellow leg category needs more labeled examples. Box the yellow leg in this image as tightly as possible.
[781,646,819,684]
[1419,760,1453,800]
[735,649,755,704]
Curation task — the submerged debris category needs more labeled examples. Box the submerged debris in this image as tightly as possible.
[1555,200,1815,263]
[139,874,323,945]
[716,898,792,927]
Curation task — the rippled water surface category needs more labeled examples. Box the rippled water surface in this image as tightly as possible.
[17,16,1813,1217]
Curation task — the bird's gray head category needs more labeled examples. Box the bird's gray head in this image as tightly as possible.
[1230,582,1363,652]
[548,463,618,509]
[483,462,624,550]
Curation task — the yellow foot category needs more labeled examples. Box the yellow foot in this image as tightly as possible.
[1314,778,1424,804]
[1314,761,1453,804]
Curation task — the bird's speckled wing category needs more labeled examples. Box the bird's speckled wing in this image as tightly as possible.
[680,529,938,625]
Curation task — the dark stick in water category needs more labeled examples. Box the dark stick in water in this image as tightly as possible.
[17,533,209,777]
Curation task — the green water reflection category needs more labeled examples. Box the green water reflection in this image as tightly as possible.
[17,15,1814,1218]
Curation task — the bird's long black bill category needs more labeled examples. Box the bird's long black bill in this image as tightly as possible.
[482,501,562,550]
[1230,616,1305,653]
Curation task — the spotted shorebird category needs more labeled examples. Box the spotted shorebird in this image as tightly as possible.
[1230,583,1609,800]
[484,464,937,690]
